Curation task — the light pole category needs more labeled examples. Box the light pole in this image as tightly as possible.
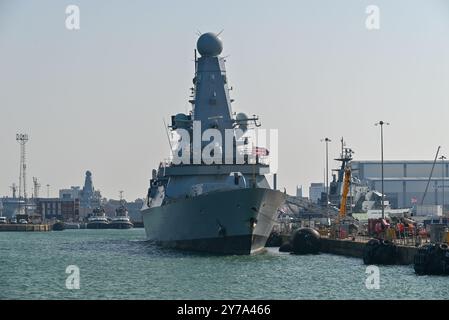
[375,121,389,219]
[439,155,446,214]
[321,137,331,211]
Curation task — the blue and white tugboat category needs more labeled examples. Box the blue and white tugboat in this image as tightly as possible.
[87,207,109,229]
[110,192,133,229]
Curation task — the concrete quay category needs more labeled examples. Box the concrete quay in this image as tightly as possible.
[320,237,419,265]
[0,224,51,232]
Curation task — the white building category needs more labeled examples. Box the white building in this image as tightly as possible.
[309,183,324,204]
[296,185,303,198]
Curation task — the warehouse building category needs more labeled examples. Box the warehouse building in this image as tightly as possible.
[351,160,449,209]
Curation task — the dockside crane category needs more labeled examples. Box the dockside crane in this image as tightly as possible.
[339,166,351,219]
[421,146,441,205]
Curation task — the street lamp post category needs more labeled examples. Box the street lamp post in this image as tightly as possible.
[375,121,389,219]
[321,137,331,214]
[439,155,446,214]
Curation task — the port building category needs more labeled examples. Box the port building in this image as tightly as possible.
[351,160,449,209]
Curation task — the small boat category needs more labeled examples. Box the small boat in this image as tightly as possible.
[64,222,80,229]
[53,221,65,231]
[86,207,109,229]
[109,192,133,229]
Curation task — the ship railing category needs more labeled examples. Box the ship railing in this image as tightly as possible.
[346,230,428,247]
[163,155,271,167]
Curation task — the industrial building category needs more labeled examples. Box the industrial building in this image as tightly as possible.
[59,187,81,200]
[35,198,80,221]
[351,160,449,210]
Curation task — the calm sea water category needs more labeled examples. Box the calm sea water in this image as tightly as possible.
[1,228,448,300]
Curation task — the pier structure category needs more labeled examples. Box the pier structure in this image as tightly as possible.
[0,224,51,232]
[320,237,418,265]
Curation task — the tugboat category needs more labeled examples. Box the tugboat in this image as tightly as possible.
[109,191,133,229]
[86,207,109,229]
[141,32,286,254]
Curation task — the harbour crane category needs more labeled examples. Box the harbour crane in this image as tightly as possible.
[339,166,351,218]
[421,146,441,205]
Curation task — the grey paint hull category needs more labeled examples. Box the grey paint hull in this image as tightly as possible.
[142,188,285,254]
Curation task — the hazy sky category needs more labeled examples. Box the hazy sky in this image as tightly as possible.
[1,0,449,200]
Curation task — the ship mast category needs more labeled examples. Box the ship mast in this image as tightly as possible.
[119,190,124,205]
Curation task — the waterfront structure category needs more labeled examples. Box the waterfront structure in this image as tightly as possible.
[32,177,41,198]
[0,197,26,217]
[374,121,389,219]
[59,171,101,218]
[35,198,80,221]
[15,133,29,215]
[321,137,331,206]
[16,134,29,201]
[296,185,303,198]
[309,183,325,204]
[59,187,81,200]
[351,160,449,211]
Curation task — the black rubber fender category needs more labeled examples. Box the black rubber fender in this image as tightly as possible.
[279,242,293,253]
[290,228,321,255]
[414,243,449,275]
[363,238,397,265]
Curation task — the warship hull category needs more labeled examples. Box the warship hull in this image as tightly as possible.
[142,188,285,254]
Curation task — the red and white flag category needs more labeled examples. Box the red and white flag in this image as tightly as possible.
[252,146,269,156]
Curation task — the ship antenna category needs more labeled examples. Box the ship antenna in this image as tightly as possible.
[194,49,197,75]
[162,118,173,154]
[341,137,344,158]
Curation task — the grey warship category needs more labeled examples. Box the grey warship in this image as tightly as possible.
[141,32,286,254]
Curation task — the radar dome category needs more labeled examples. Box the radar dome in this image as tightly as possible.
[197,32,223,57]
[236,113,249,122]
[236,113,249,131]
